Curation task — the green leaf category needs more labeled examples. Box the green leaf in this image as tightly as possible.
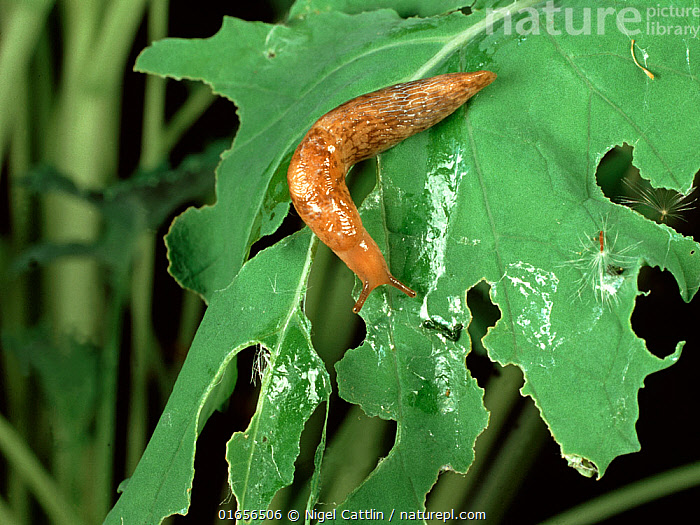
[226,312,329,511]
[104,230,331,523]
[468,1,700,477]
[336,307,488,516]
[121,0,700,522]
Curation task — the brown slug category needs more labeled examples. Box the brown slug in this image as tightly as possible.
[287,71,497,313]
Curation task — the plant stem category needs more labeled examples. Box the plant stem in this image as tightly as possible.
[317,406,389,506]
[539,461,700,525]
[95,271,128,521]
[125,0,170,478]
[89,0,149,87]
[161,84,217,154]
[41,3,110,518]
[471,399,548,522]
[139,0,168,169]
[0,495,21,525]
[0,0,55,161]
[127,232,156,475]
[42,2,149,519]
[2,66,33,525]
[0,413,87,525]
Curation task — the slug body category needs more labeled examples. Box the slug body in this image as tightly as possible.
[287,71,496,313]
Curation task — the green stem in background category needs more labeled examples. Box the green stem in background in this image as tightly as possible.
[41,0,149,519]
[31,14,55,157]
[136,0,214,404]
[175,290,206,366]
[128,0,215,478]
[161,84,217,154]
[126,0,169,479]
[95,270,129,522]
[316,406,389,506]
[2,67,32,525]
[127,232,157,475]
[44,61,108,525]
[540,461,700,525]
[0,495,21,525]
[3,3,61,522]
[0,413,87,525]
[43,0,148,337]
[140,0,168,169]
[139,0,216,167]
[89,0,150,87]
[471,399,548,523]
[0,0,55,163]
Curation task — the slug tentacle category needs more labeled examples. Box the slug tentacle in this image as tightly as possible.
[287,71,496,313]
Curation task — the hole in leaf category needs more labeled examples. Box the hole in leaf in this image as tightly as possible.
[283,402,329,505]
[465,280,501,388]
[182,407,237,523]
[595,144,634,201]
[317,411,395,506]
[618,175,699,233]
[596,145,699,236]
[632,266,696,358]
[231,346,265,424]
[249,206,302,258]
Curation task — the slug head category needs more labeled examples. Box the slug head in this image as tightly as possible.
[335,231,416,313]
